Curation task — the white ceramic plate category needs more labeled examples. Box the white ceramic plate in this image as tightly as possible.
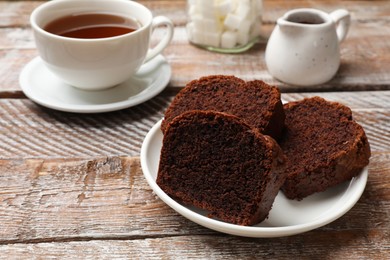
[19,55,171,113]
[141,119,368,237]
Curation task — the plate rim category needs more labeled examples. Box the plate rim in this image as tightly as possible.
[140,119,368,237]
[19,55,171,113]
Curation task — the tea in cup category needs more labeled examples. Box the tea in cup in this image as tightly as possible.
[30,0,174,90]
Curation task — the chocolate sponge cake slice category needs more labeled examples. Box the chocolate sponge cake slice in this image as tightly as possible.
[157,110,287,226]
[279,97,371,200]
[161,75,285,140]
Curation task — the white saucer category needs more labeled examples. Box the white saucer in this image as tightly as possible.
[19,55,171,113]
[140,119,369,237]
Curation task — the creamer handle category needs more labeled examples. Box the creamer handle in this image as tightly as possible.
[330,9,351,43]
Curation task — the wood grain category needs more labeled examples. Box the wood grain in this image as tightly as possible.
[0,96,171,159]
[0,91,388,159]
[0,157,213,244]
[0,92,389,245]
[0,1,389,258]
[0,154,388,258]
[1,1,390,92]
[0,231,388,259]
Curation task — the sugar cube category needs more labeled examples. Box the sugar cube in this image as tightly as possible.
[238,19,252,34]
[221,30,237,48]
[235,3,250,19]
[202,31,221,47]
[214,0,232,17]
[224,13,243,31]
[237,29,250,45]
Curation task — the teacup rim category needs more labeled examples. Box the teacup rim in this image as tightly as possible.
[30,0,153,42]
[280,8,333,27]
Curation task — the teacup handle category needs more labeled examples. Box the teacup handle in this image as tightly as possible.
[330,9,351,43]
[144,16,174,63]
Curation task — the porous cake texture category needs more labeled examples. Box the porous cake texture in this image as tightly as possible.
[161,75,285,141]
[157,111,287,226]
[279,97,371,200]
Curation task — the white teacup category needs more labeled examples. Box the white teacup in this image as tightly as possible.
[30,0,174,90]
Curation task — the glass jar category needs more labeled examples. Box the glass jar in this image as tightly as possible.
[186,0,263,53]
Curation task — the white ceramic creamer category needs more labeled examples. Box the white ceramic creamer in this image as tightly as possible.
[265,8,350,86]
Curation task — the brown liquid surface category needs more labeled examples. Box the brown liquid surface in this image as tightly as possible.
[298,21,323,24]
[44,13,140,39]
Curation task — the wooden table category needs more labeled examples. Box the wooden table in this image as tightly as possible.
[1,0,389,258]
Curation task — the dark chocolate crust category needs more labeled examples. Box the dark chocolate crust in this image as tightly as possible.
[279,97,371,200]
[157,110,287,226]
[161,75,285,140]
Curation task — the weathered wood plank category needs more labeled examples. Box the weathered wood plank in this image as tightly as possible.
[0,157,215,245]
[0,1,388,258]
[0,91,389,159]
[1,23,390,92]
[2,1,390,27]
[1,1,390,92]
[0,154,388,247]
[0,230,389,260]
[0,96,170,159]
